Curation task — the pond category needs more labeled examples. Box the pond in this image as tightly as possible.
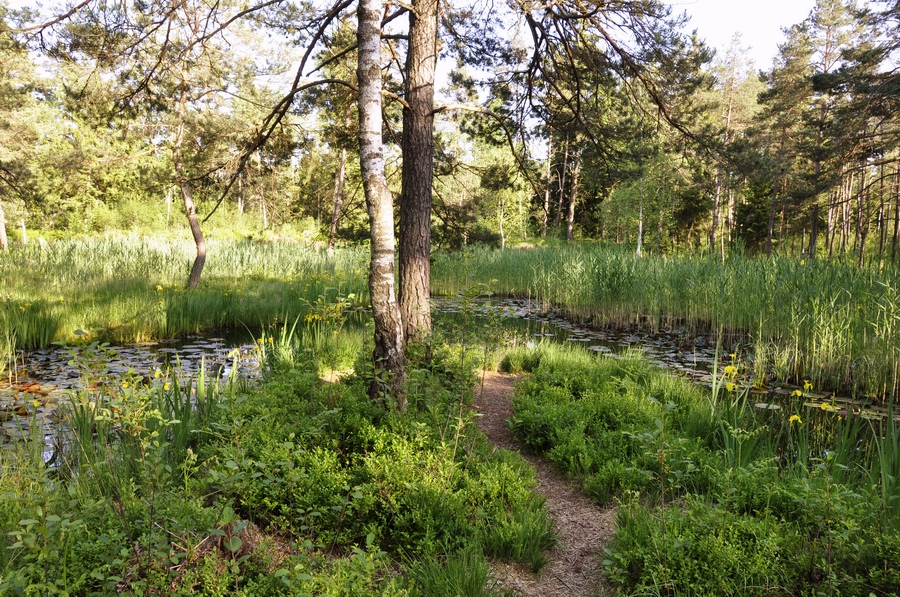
[1,334,261,454]
[435,296,895,421]
[2,296,893,454]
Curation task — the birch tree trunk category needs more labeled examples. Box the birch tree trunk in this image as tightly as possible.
[636,174,643,257]
[541,136,552,238]
[565,150,581,242]
[554,134,569,232]
[358,0,406,407]
[398,0,438,342]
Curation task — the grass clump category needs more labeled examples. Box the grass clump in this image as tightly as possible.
[507,344,900,595]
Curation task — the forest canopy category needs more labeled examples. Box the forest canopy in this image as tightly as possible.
[0,0,894,265]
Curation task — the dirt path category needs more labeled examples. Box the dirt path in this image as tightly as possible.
[473,372,616,597]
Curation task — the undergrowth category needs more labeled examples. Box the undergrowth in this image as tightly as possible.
[504,342,900,596]
[0,336,554,595]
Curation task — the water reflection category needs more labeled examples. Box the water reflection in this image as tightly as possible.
[434,296,896,421]
[1,334,261,451]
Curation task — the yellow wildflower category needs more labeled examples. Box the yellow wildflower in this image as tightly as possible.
[791,389,803,397]
[156,284,163,292]
[122,381,130,389]
[803,380,813,391]
[723,365,738,376]
[163,382,171,391]
[32,400,41,408]
[789,414,802,425]
[725,382,736,392]
[154,370,162,379]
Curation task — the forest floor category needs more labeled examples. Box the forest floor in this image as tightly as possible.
[474,373,616,597]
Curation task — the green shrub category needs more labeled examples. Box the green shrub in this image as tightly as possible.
[605,497,799,596]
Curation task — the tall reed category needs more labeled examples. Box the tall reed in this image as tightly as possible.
[0,237,368,348]
[433,245,900,399]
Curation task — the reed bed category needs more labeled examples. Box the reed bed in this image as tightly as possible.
[0,236,369,354]
[433,245,900,400]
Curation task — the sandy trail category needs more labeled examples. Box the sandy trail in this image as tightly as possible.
[473,372,616,597]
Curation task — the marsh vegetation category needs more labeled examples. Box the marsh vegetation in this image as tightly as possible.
[1,240,899,595]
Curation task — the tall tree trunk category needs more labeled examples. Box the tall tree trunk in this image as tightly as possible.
[327,145,348,258]
[554,134,569,232]
[180,178,206,289]
[174,97,207,289]
[398,0,438,342]
[878,161,886,259]
[767,166,780,257]
[857,164,868,267]
[656,186,665,255]
[358,0,406,407]
[636,177,643,257]
[809,204,819,259]
[541,136,552,238]
[518,192,526,242]
[0,200,7,250]
[499,196,506,249]
[566,150,581,242]
[893,166,900,263]
[710,166,723,253]
[237,172,244,215]
[260,191,268,230]
[893,154,900,262]
[827,187,836,258]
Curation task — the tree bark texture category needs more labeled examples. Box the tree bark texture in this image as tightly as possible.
[554,134,569,232]
[358,0,407,407]
[180,179,207,289]
[174,93,207,289]
[399,0,438,342]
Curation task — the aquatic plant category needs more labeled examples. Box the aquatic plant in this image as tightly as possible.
[433,244,900,400]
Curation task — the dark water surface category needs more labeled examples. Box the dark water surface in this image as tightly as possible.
[434,297,893,421]
[1,334,261,449]
[3,297,892,452]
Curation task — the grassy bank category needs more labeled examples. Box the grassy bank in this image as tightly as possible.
[433,244,900,400]
[0,237,369,356]
[502,342,900,595]
[0,331,554,595]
